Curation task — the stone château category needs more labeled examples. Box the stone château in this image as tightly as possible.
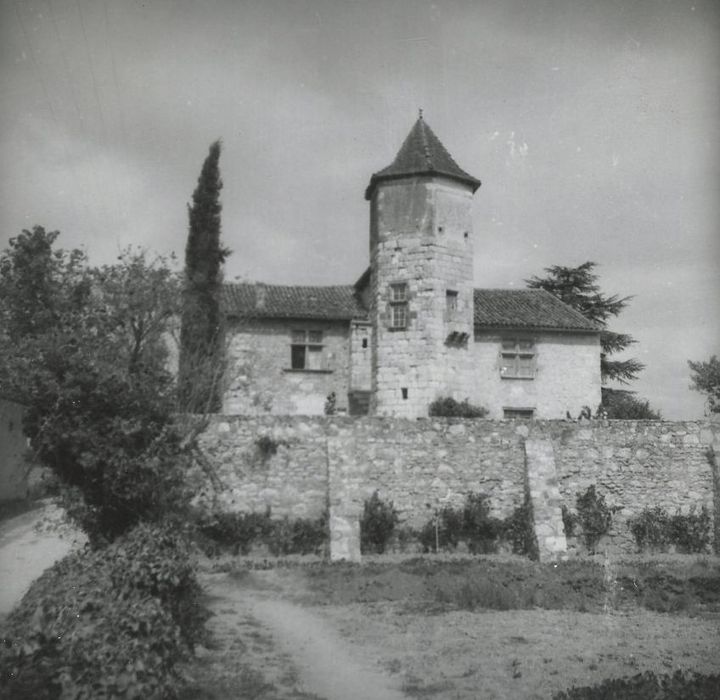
[221,115,601,418]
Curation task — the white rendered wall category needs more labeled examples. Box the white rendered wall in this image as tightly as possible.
[465,332,602,419]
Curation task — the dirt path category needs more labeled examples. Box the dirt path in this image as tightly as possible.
[197,572,408,700]
[244,590,407,700]
[194,564,720,700]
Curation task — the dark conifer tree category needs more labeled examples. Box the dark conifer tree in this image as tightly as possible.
[526,262,661,418]
[178,140,228,412]
[526,261,644,384]
[688,355,720,415]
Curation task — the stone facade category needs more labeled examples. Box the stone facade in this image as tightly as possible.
[219,116,601,419]
[197,416,720,559]
[370,176,476,418]
[550,419,720,551]
[469,332,601,419]
[223,318,352,415]
[197,415,329,518]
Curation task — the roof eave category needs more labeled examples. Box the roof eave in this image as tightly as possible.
[474,323,601,334]
[364,170,481,200]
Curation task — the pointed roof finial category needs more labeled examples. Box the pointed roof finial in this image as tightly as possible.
[364,114,481,200]
[418,108,423,119]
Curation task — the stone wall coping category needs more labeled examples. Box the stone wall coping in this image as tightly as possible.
[199,414,717,432]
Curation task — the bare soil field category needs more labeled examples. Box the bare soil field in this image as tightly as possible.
[185,555,720,699]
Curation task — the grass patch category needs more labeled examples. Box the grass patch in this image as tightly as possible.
[553,669,720,699]
[299,557,720,614]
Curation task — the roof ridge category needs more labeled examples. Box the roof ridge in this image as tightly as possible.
[224,281,355,290]
[473,287,540,292]
[419,118,433,168]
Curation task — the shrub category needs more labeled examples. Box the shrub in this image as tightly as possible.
[462,493,502,554]
[196,509,328,557]
[428,397,488,418]
[108,522,208,647]
[197,510,273,555]
[395,525,420,553]
[418,503,465,553]
[288,514,329,555]
[575,486,614,553]
[628,506,671,552]
[255,435,281,459]
[629,506,711,554]
[501,500,539,560]
[417,493,538,557]
[561,504,578,538]
[266,514,328,556]
[360,491,399,554]
[0,523,208,699]
[553,669,720,699]
[668,507,712,553]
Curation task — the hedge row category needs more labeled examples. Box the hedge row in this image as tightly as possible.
[0,522,208,699]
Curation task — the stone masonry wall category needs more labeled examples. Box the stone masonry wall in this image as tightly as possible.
[223,319,351,415]
[197,416,329,518]
[198,416,720,556]
[541,420,719,551]
[370,176,475,419]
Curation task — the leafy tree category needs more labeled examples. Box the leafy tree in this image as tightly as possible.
[0,226,90,344]
[0,228,190,544]
[94,249,180,373]
[600,388,662,420]
[688,355,720,414]
[178,140,229,413]
[526,261,644,385]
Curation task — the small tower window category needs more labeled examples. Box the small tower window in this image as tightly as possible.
[446,290,458,314]
[389,283,408,329]
[401,387,408,400]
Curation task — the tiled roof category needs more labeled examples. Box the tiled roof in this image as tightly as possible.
[223,283,597,332]
[365,115,481,199]
[474,289,599,331]
[222,283,368,321]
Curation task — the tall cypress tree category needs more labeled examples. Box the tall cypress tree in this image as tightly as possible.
[178,140,228,412]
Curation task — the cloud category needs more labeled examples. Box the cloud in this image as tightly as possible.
[0,0,717,419]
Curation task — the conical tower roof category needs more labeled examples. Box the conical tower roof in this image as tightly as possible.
[364,113,481,200]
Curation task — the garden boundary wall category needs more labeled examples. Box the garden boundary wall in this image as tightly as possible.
[196,416,720,561]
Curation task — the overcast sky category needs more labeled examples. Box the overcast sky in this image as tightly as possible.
[1,0,718,419]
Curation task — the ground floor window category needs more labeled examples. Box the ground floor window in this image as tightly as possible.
[291,330,324,370]
[503,408,535,420]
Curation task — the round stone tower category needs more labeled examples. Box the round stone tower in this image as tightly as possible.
[365,113,481,418]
